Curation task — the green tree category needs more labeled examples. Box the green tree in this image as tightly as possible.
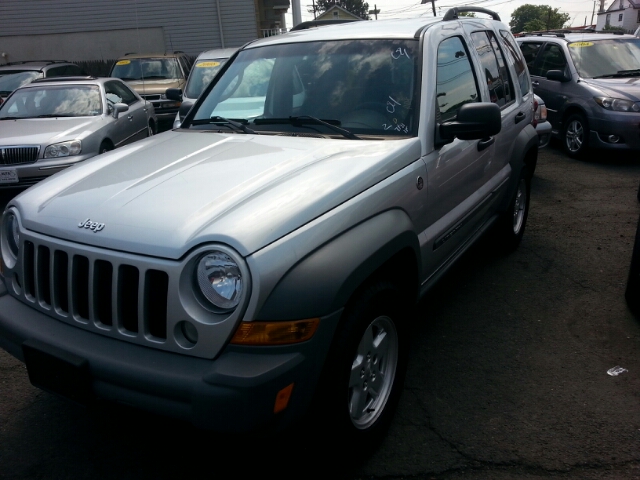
[509,4,570,33]
[316,0,370,20]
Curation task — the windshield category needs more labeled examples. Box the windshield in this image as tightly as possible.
[0,71,40,95]
[111,58,181,81]
[568,38,640,78]
[0,85,102,118]
[185,58,229,98]
[190,39,418,137]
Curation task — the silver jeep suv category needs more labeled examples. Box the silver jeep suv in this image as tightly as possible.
[0,7,537,448]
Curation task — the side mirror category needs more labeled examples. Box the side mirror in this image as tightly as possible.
[166,88,183,102]
[439,102,501,142]
[177,100,194,127]
[546,69,571,82]
[112,102,129,119]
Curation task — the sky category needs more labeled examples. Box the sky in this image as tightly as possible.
[286,0,605,29]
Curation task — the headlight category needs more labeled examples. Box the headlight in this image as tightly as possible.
[1,211,20,267]
[196,251,243,311]
[44,140,82,158]
[594,97,640,112]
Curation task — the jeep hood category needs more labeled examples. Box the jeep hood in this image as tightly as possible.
[582,77,640,101]
[13,131,420,259]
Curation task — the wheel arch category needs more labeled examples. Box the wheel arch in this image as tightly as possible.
[499,124,538,212]
[255,209,421,321]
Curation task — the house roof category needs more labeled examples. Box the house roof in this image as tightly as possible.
[316,4,362,21]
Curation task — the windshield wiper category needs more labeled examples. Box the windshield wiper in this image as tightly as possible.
[593,69,640,78]
[0,116,22,120]
[35,114,77,118]
[253,115,361,140]
[190,116,256,134]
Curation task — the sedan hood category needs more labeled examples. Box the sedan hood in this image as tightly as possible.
[0,117,101,146]
[582,77,640,101]
[13,131,420,259]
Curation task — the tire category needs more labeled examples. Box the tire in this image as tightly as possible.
[99,140,113,154]
[314,280,409,452]
[494,168,531,252]
[563,113,589,158]
[625,215,640,317]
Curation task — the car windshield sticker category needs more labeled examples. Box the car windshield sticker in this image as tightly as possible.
[569,42,594,48]
[116,59,131,65]
[196,61,221,68]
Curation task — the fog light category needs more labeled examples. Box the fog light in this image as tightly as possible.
[608,135,620,143]
[181,321,198,343]
[274,383,294,413]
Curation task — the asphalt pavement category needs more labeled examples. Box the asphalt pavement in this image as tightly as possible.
[1,142,640,479]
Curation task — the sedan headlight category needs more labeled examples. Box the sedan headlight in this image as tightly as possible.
[196,251,243,311]
[594,97,640,112]
[1,211,20,268]
[44,140,82,158]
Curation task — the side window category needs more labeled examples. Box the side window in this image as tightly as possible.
[535,44,568,78]
[470,31,514,106]
[105,80,138,105]
[519,42,543,74]
[65,65,85,76]
[500,30,531,96]
[46,66,68,77]
[436,36,479,123]
[179,57,191,78]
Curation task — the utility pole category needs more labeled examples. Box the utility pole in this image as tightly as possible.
[547,6,552,30]
[369,4,380,19]
[420,0,436,17]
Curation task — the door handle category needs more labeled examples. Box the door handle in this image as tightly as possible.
[127,115,133,121]
[477,137,494,151]
[532,81,540,86]
[515,112,526,124]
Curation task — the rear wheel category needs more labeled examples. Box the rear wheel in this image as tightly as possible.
[494,168,531,252]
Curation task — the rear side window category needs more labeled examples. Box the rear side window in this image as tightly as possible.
[470,31,514,107]
[436,36,479,123]
[519,42,543,73]
[500,30,531,96]
[532,43,568,78]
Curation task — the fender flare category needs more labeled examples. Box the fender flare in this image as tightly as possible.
[256,209,420,320]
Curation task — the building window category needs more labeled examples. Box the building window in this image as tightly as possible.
[333,11,339,17]
[619,13,624,21]
[606,13,611,24]
[637,10,640,22]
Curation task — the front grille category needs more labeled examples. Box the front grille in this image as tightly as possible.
[21,240,169,341]
[1,146,40,165]
[141,94,162,101]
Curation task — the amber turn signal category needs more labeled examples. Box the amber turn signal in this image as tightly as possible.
[230,318,320,345]
[274,383,294,413]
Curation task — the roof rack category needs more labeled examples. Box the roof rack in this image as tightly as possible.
[443,7,501,21]
[520,28,628,37]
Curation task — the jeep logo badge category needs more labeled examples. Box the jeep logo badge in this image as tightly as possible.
[78,218,105,232]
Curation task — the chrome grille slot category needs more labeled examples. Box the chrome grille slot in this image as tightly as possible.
[141,94,161,101]
[16,239,171,341]
[0,146,40,165]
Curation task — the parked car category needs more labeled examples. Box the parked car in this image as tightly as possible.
[109,52,192,122]
[0,7,538,448]
[533,93,551,148]
[517,32,640,158]
[626,210,640,317]
[0,60,87,101]
[170,48,237,128]
[0,76,156,188]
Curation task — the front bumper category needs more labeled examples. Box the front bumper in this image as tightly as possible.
[0,287,341,432]
[150,100,181,121]
[588,111,640,151]
[0,154,94,188]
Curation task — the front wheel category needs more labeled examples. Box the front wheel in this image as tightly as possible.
[563,113,589,158]
[315,281,409,451]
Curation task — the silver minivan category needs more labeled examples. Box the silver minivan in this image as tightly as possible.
[518,32,640,157]
[170,48,237,128]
